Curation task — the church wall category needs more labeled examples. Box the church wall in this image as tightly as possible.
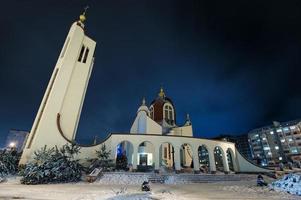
[130,111,162,135]
[72,134,272,173]
[146,117,162,134]
[235,149,271,172]
[171,125,193,137]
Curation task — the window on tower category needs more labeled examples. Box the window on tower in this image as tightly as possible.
[165,109,168,120]
[150,106,154,119]
[78,45,85,62]
[83,48,89,63]
[164,104,174,124]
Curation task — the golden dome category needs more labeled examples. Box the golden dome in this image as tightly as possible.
[79,14,86,22]
[79,6,89,23]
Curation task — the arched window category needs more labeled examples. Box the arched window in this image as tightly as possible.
[149,106,154,119]
[164,103,174,124]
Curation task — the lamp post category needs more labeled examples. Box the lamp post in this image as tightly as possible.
[9,142,16,148]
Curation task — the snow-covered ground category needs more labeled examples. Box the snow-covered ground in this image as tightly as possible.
[0,175,300,200]
[270,173,301,196]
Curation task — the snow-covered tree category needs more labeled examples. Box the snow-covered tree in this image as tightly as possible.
[21,143,83,185]
[0,148,20,178]
[88,144,114,172]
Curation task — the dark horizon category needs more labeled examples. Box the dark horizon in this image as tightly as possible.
[1,0,301,146]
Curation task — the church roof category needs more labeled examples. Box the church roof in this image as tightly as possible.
[149,87,177,125]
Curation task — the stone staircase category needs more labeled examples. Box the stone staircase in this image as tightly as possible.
[148,174,167,183]
[98,172,256,185]
[148,173,255,184]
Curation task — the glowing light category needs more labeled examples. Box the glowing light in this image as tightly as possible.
[9,142,16,148]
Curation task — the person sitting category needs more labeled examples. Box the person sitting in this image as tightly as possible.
[141,181,151,191]
[257,174,268,186]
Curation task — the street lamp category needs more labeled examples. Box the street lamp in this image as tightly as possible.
[9,142,16,148]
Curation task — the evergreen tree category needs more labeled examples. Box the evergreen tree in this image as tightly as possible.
[88,144,114,172]
[21,143,83,185]
[0,148,20,178]
[115,152,128,170]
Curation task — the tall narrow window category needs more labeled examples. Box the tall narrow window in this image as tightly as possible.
[165,110,168,119]
[168,107,173,120]
[83,48,89,63]
[150,106,154,119]
[164,104,174,122]
[78,45,85,62]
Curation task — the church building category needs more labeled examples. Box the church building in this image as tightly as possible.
[19,10,272,174]
[128,88,193,170]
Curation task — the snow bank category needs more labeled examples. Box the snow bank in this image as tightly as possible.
[270,173,301,196]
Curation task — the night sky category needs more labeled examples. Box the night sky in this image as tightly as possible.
[1,0,301,146]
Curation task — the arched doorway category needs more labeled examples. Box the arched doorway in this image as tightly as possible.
[214,146,224,172]
[180,143,193,170]
[198,145,210,173]
[137,141,155,172]
[115,141,133,171]
[227,148,235,172]
[159,142,175,171]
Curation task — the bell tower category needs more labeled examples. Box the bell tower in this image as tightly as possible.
[20,9,96,164]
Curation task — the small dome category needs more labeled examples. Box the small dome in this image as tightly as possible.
[149,87,176,126]
[137,98,149,115]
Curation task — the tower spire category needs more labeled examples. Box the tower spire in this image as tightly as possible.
[184,113,192,126]
[142,97,146,106]
[78,6,89,29]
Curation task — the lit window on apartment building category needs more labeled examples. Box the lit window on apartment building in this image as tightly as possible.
[263,147,270,150]
[276,129,282,133]
[284,127,289,131]
[270,131,274,135]
[281,139,285,143]
[279,157,283,160]
[275,146,279,150]
[291,148,298,154]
